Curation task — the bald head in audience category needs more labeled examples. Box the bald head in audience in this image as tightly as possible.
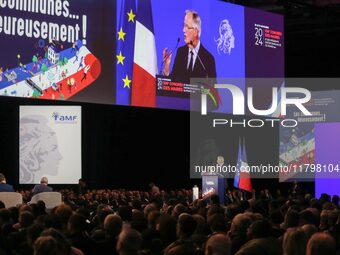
[306,232,336,255]
[116,228,142,255]
[104,214,123,238]
[300,224,317,241]
[205,233,231,255]
[34,236,59,255]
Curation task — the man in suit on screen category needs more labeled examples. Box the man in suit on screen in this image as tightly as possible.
[163,10,216,84]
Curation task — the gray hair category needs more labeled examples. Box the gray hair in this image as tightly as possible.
[186,10,201,38]
[41,176,48,184]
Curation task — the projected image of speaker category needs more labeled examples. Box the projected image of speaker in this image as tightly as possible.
[19,106,82,184]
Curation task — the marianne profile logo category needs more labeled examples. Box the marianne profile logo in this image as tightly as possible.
[52,112,78,123]
[215,19,235,55]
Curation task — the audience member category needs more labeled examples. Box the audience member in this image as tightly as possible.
[205,233,231,255]
[0,173,14,192]
[282,228,307,255]
[306,232,336,255]
[0,184,339,255]
[77,179,87,195]
[116,228,142,255]
[32,177,53,195]
[164,213,197,255]
[149,182,160,196]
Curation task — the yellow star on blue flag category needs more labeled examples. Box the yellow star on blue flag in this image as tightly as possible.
[116,51,125,65]
[123,75,131,88]
[118,27,126,41]
[127,9,136,23]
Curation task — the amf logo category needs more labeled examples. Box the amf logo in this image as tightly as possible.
[52,112,78,123]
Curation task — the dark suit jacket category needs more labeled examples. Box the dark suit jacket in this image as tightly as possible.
[0,183,15,192]
[171,44,216,84]
[32,184,53,195]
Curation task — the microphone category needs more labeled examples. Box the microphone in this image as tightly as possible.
[189,41,208,78]
[160,37,180,75]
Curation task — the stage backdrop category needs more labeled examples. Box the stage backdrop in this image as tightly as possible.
[19,105,81,184]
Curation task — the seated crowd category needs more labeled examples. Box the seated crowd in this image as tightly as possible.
[0,176,340,255]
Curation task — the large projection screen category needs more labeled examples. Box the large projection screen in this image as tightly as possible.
[0,0,283,111]
[116,0,284,111]
[19,105,81,184]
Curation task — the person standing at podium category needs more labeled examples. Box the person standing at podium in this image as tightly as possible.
[217,155,232,188]
[162,10,216,84]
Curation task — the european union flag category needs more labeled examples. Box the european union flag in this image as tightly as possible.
[116,0,136,105]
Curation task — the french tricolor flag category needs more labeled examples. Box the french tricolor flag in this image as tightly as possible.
[131,0,157,107]
[234,137,252,193]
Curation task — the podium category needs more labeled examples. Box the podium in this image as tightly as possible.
[202,174,225,204]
